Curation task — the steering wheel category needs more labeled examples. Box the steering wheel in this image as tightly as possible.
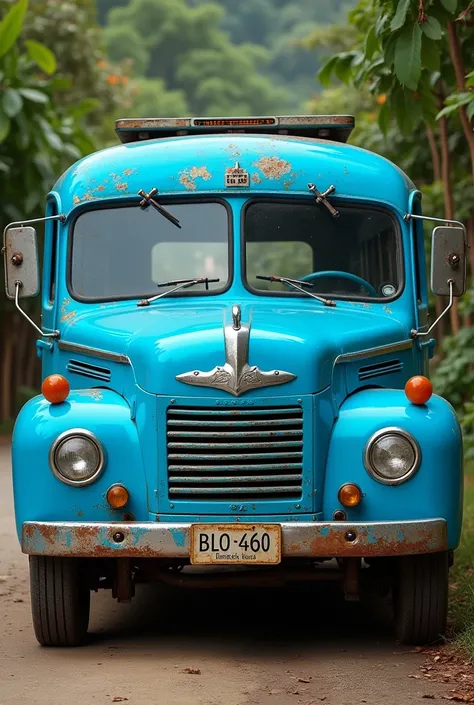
[300,270,377,297]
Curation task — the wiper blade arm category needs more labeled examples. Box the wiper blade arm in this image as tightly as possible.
[137,277,220,307]
[138,188,181,228]
[256,275,336,307]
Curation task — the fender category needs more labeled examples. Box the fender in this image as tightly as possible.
[323,388,463,550]
[12,389,148,540]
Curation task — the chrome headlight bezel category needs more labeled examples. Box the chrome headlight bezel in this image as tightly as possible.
[49,428,105,486]
[364,427,421,486]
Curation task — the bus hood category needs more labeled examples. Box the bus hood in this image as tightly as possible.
[63,299,408,397]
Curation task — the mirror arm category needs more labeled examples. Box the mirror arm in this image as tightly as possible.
[404,212,467,236]
[14,281,59,339]
[411,279,454,339]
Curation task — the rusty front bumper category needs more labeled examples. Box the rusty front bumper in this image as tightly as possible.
[22,519,447,558]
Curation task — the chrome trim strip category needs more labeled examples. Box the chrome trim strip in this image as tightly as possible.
[58,340,130,364]
[334,339,413,364]
[364,427,421,486]
[22,519,447,558]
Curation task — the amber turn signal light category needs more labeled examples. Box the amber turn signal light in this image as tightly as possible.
[106,484,130,509]
[338,483,362,508]
[405,375,433,405]
[42,374,70,404]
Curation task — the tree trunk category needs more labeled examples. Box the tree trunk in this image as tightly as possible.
[425,123,441,182]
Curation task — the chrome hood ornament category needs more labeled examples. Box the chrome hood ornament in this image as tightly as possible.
[176,305,296,396]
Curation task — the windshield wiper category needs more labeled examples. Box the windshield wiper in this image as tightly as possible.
[138,188,181,228]
[137,277,220,307]
[256,275,336,307]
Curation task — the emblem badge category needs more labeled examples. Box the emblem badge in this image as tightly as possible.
[176,305,296,396]
[225,162,249,188]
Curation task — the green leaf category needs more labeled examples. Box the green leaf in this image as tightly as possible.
[421,37,441,71]
[437,102,462,119]
[25,40,57,75]
[333,54,355,83]
[467,101,474,122]
[1,87,23,118]
[0,111,11,143]
[391,0,411,31]
[421,16,443,40]
[378,101,390,135]
[0,0,28,60]
[394,23,422,90]
[392,86,422,133]
[384,34,398,66]
[317,55,338,87]
[365,26,378,60]
[441,0,457,12]
[18,88,49,104]
[375,13,389,36]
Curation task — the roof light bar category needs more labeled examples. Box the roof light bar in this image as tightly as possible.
[115,114,355,144]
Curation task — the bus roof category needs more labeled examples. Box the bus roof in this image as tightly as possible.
[115,114,355,144]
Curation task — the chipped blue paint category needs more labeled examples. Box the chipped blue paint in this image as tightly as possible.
[169,528,186,547]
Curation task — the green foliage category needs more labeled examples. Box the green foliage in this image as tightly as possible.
[0,0,102,225]
[0,0,27,59]
[25,39,56,74]
[96,0,358,111]
[101,0,287,116]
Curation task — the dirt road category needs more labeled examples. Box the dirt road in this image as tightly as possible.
[0,443,449,705]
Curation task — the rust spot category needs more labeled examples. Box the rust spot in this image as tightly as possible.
[253,156,292,180]
[383,306,393,314]
[179,166,212,191]
[95,185,106,192]
[38,525,59,546]
[189,166,211,181]
[123,169,134,176]
[73,196,80,205]
[115,182,127,191]
[251,172,262,184]
[61,311,76,323]
[24,524,35,538]
[284,180,292,190]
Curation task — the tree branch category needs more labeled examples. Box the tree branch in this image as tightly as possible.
[447,21,474,184]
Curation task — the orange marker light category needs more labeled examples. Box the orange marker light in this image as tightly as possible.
[405,375,433,405]
[41,374,70,404]
[106,484,129,509]
[338,483,362,508]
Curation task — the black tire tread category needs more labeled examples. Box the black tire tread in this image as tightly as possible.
[29,556,90,646]
[395,551,448,645]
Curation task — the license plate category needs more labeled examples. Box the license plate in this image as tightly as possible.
[190,524,281,565]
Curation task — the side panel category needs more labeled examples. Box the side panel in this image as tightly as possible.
[323,388,463,549]
[11,390,148,540]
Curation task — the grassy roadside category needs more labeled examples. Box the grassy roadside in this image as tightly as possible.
[450,460,474,657]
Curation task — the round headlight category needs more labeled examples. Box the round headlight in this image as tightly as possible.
[50,429,104,486]
[364,428,420,485]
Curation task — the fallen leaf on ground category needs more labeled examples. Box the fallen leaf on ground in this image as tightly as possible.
[112,698,128,702]
[183,668,201,675]
[422,696,435,700]
[298,678,311,683]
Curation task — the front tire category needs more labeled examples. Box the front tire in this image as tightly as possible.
[29,556,90,646]
[394,551,449,645]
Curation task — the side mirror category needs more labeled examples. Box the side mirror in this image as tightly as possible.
[431,225,466,297]
[3,226,40,299]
